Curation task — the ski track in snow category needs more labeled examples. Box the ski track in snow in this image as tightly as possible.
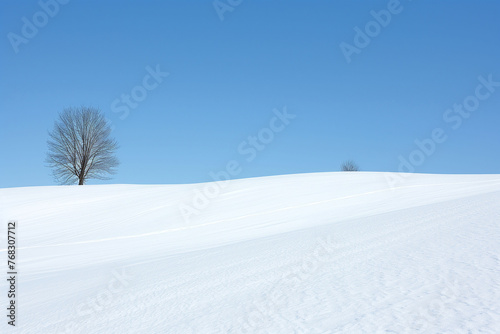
[0,172,499,333]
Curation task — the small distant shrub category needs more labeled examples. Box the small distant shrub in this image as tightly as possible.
[341,160,359,172]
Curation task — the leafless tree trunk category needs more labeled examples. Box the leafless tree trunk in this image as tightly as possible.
[341,160,359,172]
[46,107,119,185]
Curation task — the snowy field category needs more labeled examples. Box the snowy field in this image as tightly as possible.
[1,172,500,333]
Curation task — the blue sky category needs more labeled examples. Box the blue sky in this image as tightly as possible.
[1,0,499,188]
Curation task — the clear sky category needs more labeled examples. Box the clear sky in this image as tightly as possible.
[1,0,499,188]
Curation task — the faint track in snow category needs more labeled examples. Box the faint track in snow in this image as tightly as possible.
[1,178,499,252]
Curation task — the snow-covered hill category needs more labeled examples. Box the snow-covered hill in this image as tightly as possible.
[1,172,499,333]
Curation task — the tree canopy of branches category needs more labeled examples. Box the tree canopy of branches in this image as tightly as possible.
[341,160,359,172]
[46,107,119,185]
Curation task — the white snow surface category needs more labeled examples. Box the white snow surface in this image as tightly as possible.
[1,172,500,333]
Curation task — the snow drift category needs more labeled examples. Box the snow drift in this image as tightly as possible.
[1,172,499,333]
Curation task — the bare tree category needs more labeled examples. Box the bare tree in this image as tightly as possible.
[341,160,359,172]
[46,107,119,185]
